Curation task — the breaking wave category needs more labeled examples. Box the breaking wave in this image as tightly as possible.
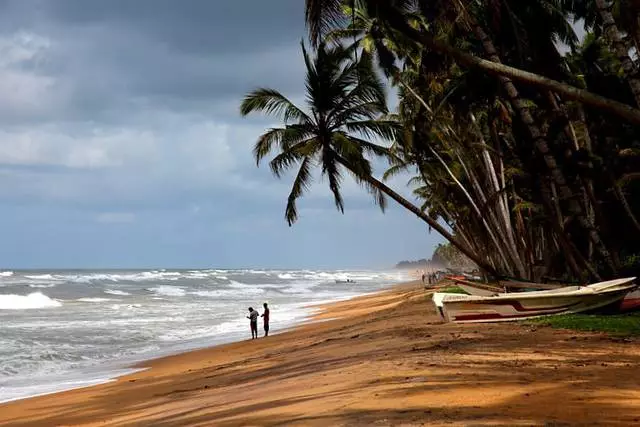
[0,292,61,310]
[76,298,113,303]
[104,289,131,296]
[147,285,186,297]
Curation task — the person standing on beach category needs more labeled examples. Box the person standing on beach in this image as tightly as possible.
[261,302,270,337]
[247,307,259,339]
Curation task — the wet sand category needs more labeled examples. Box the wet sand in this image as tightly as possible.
[1,281,640,426]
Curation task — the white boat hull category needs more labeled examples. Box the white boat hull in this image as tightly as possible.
[460,279,640,313]
[433,278,637,323]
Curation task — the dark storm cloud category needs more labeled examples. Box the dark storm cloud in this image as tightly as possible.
[45,0,304,55]
[0,1,436,268]
[0,0,307,125]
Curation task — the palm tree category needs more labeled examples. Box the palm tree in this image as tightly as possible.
[240,41,499,276]
[594,0,640,106]
[565,0,640,106]
[305,0,640,124]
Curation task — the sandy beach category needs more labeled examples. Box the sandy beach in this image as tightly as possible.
[2,281,640,426]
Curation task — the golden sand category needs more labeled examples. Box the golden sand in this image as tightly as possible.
[1,281,639,426]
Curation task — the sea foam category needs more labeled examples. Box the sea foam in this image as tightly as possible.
[104,289,131,296]
[76,298,113,303]
[147,285,186,297]
[0,292,61,310]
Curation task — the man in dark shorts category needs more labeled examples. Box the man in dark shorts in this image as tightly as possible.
[247,307,259,339]
[261,302,270,337]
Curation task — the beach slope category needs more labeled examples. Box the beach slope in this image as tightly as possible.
[2,282,640,426]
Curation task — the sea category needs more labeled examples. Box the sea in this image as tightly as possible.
[0,268,411,403]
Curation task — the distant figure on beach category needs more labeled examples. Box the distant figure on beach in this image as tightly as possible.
[261,302,270,337]
[247,307,259,339]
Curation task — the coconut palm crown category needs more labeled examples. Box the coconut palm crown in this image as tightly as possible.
[240,42,399,225]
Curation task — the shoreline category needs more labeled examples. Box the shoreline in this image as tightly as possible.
[0,280,409,406]
[2,280,640,426]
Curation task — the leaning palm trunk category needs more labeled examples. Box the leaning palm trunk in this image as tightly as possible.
[469,23,617,273]
[427,146,514,274]
[400,69,541,278]
[305,0,640,122]
[451,150,526,277]
[610,172,640,234]
[373,5,640,124]
[596,0,640,107]
[469,114,527,277]
[333,154,500,277]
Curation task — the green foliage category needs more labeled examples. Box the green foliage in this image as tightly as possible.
[240,42,398,225]
[432,242,475,270]
[263,0,640,281]
[438,286,469,294]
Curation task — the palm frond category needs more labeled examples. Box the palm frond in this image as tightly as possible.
[240,88,310,123]
[345,119,400,141]
[320,148,345,213]
[305,0,348,46]
[253,126,315,165]
[382,163,410,181]
[285,156,314,225]
[344,134,392,157]
[269,139,316,178]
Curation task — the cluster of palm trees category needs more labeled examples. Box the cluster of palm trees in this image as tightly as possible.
[241,0,640,283]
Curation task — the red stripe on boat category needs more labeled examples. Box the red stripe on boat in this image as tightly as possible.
[460,299,579,312]
[453,307,573,321]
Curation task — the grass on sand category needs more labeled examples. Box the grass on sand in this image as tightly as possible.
[438,286,469,294]
[531,312,640,336]
[435,284,639,337]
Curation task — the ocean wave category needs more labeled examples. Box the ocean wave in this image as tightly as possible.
[70,271,184,284]
[227,280,252,289]
[0,292,61,310]
[28,284,57,288]
[147,285,186,297]
[24,274,62,281]
[184,272,210,279]
[158,318,247,341]
[192,286,264,298]
[76,298,113,303]
[191,290,227,298]
[244,269,270,275]
[104,289,131,296]
[0,271,14,277]
[110,304,142,310]
[227,281,265,294]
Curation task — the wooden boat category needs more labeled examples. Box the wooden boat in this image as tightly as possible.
[498,279,563,291]
[453,278,503,297]
[432,277,637,323]
[620,289,640,312]
[458,278,640,313]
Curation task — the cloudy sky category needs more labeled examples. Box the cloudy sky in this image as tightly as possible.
[0,0,443,269]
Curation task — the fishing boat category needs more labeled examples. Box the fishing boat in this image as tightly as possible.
[433,277,637,323]
[619,289,640,312]
[453,278,503,297]
[456,278,640,313]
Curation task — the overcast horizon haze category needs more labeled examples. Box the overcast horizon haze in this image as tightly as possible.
[0,0,445,270]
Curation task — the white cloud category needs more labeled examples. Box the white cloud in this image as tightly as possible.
[0,111,234,168]
[0,31,60,118]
